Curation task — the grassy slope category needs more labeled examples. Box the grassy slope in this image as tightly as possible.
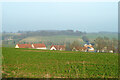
[19,35,83,43]
[2,47,118,78]
[19,33,118,43]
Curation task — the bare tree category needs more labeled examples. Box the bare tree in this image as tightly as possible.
[95,36,118,53]
[70,40,81,50]
[94,37,105,52]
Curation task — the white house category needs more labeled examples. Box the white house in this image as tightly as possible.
[84,43,95,52]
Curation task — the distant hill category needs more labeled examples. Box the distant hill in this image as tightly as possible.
[2,30,118,47]
[86,32,118,41]
[19,35,84,43]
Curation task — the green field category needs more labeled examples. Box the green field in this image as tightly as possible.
[2,47,118,78]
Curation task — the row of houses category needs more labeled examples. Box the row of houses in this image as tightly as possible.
[15,43,47,49]
[15,43,95,52]
[15,43,66,51]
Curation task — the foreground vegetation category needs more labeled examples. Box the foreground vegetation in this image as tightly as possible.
[2,47,118,78]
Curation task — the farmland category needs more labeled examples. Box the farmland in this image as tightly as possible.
[2,47,118,78]
[19,35,83,43]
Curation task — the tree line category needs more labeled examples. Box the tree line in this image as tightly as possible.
[66,36,118,53]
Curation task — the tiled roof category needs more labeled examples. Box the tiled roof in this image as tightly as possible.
[17,44,32,48]
[74,46,87,50]
[32,43,46,48]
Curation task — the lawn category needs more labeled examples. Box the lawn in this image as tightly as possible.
[2,47,118,78]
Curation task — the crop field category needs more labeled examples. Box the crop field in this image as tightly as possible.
[2,47,118,78]
[19,33,118,43]
[19,35,83,43]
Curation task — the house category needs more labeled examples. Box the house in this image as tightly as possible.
[72,46,87,52]
[15,43,47,49]
[32,43,47,49]
[109,50,113,53]
[15,44,32,48]
[87,47,95,52]
[84,43,95,52]
[50,45,65,51]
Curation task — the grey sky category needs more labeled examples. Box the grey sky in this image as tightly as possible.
[2,2,118,32]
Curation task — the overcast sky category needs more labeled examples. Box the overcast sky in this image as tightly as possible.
[2,2,118,32]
